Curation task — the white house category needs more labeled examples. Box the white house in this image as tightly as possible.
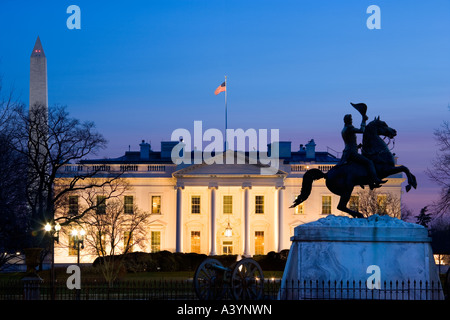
[54,139,405,264]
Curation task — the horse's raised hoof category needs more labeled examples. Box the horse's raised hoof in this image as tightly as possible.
[406,185,411,192]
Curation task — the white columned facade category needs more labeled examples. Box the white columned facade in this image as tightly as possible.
[242,183,251,257]
[175,184,184,253]
[209,184,218,256]
[277,185,285,252]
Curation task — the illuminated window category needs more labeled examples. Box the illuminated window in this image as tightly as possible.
[124,196,134,214]
[191,196,201,214]
[295,203,304,215]
[349,196,359,212]
[96,195,107,214]
[223,195,233,214]
[322,196,332,215]
[191,231,201,253]
[255,196,264,214]
[68,196,79,215]
[223,241,233,255]
[151,196,161,214]
[151,231,161,252]
[377,194,387,214]
[255,231,264,255]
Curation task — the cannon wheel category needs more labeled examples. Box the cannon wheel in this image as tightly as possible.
[230,258,264,300]
[193,258,227,300]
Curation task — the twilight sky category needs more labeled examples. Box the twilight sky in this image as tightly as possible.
[0,0,449,214]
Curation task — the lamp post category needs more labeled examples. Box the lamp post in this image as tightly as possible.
[71,228,85,267]
[71,228,84,301]
[44,222,60,300]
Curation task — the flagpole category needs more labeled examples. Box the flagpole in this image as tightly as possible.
[224,75,228,151]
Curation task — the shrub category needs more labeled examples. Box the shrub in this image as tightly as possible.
[93,251,289,273]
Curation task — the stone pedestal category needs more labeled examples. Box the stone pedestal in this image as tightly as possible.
[279,215,444,300]
[22,248,44,300]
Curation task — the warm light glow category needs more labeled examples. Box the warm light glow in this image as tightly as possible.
[225,222,232,237]
[55,223,61,232]
[71,229,78,236]
[80,229,86,236]
[44,223,51,232]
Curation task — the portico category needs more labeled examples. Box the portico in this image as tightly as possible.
[172,151,288,257]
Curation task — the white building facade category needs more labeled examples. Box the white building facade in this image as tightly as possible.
[54,140,405,264]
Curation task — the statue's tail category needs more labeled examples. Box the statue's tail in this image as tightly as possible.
[290,169,326,208]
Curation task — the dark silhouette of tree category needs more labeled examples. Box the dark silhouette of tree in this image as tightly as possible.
[0,80,29,270]
[8,104,123,250]
[415,206,432,228]
[427,107,450,216]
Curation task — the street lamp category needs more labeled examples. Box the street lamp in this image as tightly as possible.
[44,221,61,300]
[71,228,85,267]
[70,228,85,300]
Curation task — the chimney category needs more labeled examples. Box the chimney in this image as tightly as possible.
[140,140,150,160]
[305,139,316,160]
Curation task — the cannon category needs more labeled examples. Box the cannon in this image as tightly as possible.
[193,257,264,300]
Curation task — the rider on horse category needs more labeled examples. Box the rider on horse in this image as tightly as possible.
[338,104,386,189]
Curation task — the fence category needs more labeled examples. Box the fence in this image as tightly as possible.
[0,278,446,301]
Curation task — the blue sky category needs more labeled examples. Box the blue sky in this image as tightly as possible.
[0,0,449,213]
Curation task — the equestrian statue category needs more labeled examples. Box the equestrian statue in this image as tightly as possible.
[290,102,417,218]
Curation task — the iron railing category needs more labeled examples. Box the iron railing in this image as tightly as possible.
[0,279,445,301]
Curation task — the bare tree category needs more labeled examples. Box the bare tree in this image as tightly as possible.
[427,110,450,216]
[77,193,151,285]
[7,104,123,249]
[0,78,29,269]
[354,189,402,218]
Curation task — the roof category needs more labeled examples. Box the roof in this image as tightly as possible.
[80,150,340,165]
[285,151,340,164]
[80,151,175,164]
[31,36,45,58]
[79,139,340,166]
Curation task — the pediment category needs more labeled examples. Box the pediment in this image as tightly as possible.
[173,150,286,177]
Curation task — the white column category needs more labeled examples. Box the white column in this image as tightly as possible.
[209,185,218,256]
[242,183,251,257]
[277,186,285,252]
[175,185,184,253]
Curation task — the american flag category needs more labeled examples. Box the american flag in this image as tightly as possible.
[214,81,226,95]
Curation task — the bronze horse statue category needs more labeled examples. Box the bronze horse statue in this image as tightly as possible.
[290,117,417,218]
